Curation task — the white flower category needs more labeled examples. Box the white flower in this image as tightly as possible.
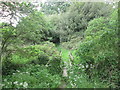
[86,65,88,68]
[71,83,74,86]
[13,81,18,84]
[26,72,29,74]
[16,70,20,72]
[113,6,115,8]
[82,65,84,68]
[74,83,76,86]
[23,82,28,88]
[20,83,23,85]
[45,65,48,67]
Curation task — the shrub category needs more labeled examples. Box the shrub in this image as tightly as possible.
[2,65,61,88]
[66,65,108,88]
[75,10,119,88]
[2,41,62,75]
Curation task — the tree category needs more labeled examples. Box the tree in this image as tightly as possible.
[0,2,35,59]
[48,2,113,43]
[0,2,50,64]
[76,10,119,87]
[16,11,50,45]
[65,2,113,32]
[41,1,70,15]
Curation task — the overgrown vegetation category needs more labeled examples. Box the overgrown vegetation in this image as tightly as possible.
[0,1,119,89]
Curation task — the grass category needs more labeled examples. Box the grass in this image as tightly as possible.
[56,45,69,61]
[56,45,76,68]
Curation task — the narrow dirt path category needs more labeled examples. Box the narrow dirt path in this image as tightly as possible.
[59,49,74,88]
[56,45,74,88]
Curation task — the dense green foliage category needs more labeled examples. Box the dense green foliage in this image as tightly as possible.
[76,10,119,88]
[67,65,109,88]
[1,1,119,89]
[41,1,70,15]
[47,2,113,43]
[2,42,62,75]
[2,65,61,88]
[16,11,50,44]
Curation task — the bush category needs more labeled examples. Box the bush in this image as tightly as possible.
[2,65,61,88]
[66,65,108,88]
[48,55,62,75]
[75,10,119,88]
[2,41,62,75]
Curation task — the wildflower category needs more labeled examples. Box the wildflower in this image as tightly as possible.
[45,65,48,67]
[26,72,29,74]
[13,81,18,84]
[20,83,23,85]
[16,70,20,72]
[23,82,28,88]
[74,83,76,86]
[82,65,84,68]
[86,65,88,68]
[71,83,74,87]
